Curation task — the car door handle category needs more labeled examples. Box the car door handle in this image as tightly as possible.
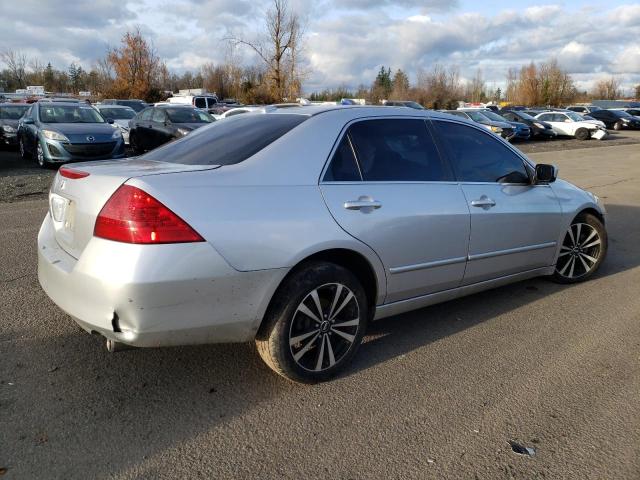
[344,197,382,211]
[470,197,496,209]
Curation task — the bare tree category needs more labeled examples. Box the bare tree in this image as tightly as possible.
[592,77,621,100]
[1,50,28,88]
[228,0,304,101]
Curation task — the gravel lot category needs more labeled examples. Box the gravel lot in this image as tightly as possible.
[1,137,639,479]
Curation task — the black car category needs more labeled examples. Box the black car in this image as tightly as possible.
[129,105,214,153]
[586,109,640,130]
[0,103,30,147]
[500,109,557,139]
[101,99,148,112]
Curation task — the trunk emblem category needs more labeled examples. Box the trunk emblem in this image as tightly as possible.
[86,136,95,142]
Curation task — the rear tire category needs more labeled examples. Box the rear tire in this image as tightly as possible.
[256,262,369,383]
[130,132,143,154]
[552,213,607,284]
[575,128,590,141]
[613,121,623,131]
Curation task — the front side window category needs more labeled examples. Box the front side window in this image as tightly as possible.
[537,113,552,122]
[166,108,212,123]
[348,119,452,182]
[138,108,153,121]
[433,120,529,184]
[151,109,166,123]
[206,98,217,108]
[194,97,207,108]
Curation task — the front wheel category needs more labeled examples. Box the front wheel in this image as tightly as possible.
[575,128,590,140]
[256,262,369,383]
[552,213,607,284]
[36,142,47,167]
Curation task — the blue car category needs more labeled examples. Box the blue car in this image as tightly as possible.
[17,101,125,167]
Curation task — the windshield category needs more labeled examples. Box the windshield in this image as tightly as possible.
[0,105,30,119]
[466,111,490,122]
[118,100,146,112]
[565,111,585,122]
[98,107,135,120]
[480,111,508,122]
[39,104,105,123]
[513,111,535,121]
[166,108,212,123]
[143,113,308,165]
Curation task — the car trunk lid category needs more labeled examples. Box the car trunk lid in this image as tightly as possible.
[48,158,218,259]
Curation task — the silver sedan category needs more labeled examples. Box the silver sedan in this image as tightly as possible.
[38,106,608,383]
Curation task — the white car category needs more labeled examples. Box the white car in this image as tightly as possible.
[535,111,607,140]
[213,106,266,120]
[93,105,137,145]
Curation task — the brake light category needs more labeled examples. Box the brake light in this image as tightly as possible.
[59,167,90,179]
[94,185,204,244]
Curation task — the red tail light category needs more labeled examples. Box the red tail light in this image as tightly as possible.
[59,167,90,179]
[94,185,204,244]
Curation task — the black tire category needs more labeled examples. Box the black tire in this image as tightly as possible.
[552,213,607,284]
[19,136,31,160]
[35,141,47,168]
[130,132,143,154]
[256,262,369,383]
[613,121,623,131]
[575,128,590,141]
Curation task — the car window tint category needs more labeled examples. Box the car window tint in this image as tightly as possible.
[142,113,307,165]
[194,97,207,108]
[323,135,361,182]
[206,98,217,108]
[348,119,452,182]
[433,120,529,184]
[139,108,153,121]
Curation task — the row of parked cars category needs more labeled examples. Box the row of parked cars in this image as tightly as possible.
[2,95,640,168]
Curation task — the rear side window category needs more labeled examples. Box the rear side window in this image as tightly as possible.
[348,119,452,182]
[142,113,308,165]
[433,120,529,184]
[151,109,166,122]
[324,135,361,182]
[138,108,153,121]
[206,98,217,108]
[194,97,207,108]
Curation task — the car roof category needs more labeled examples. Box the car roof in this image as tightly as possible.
[0,102,30,107]
[36,101,84,107]
[96,104,133,109]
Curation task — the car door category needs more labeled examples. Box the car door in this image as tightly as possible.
[320,118,470,303]
[151,109,172,147]
[432,119,562,285]
[133,108,153,149]
[540,113,570,136]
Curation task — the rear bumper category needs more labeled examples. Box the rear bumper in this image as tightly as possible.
[37,213,287,347]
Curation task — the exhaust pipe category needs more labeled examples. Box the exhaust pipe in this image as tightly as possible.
[105,338,135,353]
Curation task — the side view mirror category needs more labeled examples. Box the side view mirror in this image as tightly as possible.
[107,118,114,124]
[535,163,557,184]
[22,118,34,124]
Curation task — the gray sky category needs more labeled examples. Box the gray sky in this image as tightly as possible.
[3,0,639,94]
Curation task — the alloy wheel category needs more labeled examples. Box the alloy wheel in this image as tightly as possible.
[36,143,45,167]
[556,222,602,279]
[289,283,360,372]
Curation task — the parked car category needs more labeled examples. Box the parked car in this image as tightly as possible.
[93,105,137,144]
[586,109,640,130]
[101,99,148,112]
[500,109,557,139]
[128,105,214,153]
[535,111,607,140]
[476,110,531,140]
[37,106,608,383]
[445,110,515,140]
[383,101,425,109]
[213,106,266,120]
[566,105,602,114]
[18,102,125,167]
[0,103,30,147]
[167,94,219,110]
[612,108,640,118]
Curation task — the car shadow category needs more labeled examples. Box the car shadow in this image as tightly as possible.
[347,202,640,376]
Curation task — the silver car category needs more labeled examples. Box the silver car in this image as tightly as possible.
[38,106,608,383]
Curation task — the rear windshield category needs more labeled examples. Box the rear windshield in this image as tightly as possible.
[166,108,212,123]
[98,107,135,120]
[142,113,308,165]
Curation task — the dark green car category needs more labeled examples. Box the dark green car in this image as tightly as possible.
[18,102,126,167]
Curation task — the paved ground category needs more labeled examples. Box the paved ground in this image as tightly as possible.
[1,141,639,479]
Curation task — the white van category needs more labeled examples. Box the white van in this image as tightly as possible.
[167,95,218,109]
